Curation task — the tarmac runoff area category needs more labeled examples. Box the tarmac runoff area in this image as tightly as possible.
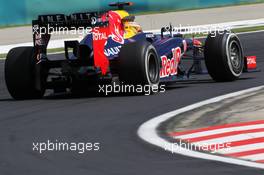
[0,3,264,45]
[164,88,264,165]
[136,3,264,30]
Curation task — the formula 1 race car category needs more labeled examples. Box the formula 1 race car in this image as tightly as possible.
[5,2,257,99]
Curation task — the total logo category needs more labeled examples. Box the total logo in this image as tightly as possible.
[160,47,181,78]
[246,56,257,69]
[92,27,108,41]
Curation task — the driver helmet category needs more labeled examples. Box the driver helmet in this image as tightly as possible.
[114,10,142,39]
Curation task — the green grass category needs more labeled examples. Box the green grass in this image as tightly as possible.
[47,48,65,53]
[232,25,264,33]
[0,24,31,29]
[0,53,6,59]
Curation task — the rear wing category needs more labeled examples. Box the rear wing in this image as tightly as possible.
[32,12,107,31]
[32,12,109,59]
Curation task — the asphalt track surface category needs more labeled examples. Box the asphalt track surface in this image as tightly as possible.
[0,32,264,175]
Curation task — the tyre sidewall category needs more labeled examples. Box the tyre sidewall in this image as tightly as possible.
[118,41,160,87]
[142,44,160,86]
[5,47,45,99]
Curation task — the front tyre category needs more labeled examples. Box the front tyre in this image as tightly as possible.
[5,47,46,100]
[204,31,244,82]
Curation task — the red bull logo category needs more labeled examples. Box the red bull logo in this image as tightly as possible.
[160,47,181,78]
[108,11,125,44]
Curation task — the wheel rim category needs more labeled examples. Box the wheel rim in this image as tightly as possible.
[229,41,241,70]
[147,51,159,84]
[228,39,243,75]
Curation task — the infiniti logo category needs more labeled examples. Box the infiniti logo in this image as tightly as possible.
[91,17,97,25]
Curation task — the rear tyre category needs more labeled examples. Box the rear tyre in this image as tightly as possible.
[5,47,46,100]
[204,31,244,82]
[118,41,160,87]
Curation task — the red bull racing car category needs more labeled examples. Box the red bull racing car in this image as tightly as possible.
[5,2,257,99]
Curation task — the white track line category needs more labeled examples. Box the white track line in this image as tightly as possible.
[137,85,264,169]
[148,18,264,34]
[241,153,264,161]
[0,51,65,60]
[0,38,81,54]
